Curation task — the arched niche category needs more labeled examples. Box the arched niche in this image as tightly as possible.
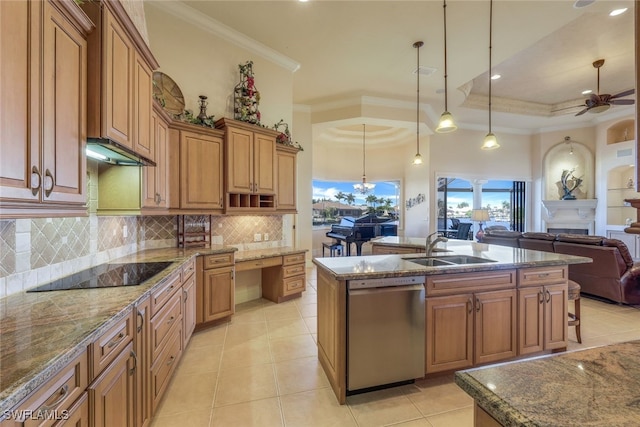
[542,139,594,200]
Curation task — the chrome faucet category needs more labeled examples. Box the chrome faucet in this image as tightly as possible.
[426,231,448,256]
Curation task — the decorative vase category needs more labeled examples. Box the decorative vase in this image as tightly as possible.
[233,61,261,125]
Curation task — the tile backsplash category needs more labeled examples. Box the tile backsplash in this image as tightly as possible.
[0,214,287,298]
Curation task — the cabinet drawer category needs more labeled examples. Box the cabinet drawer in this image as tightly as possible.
[151,324,183,413]
[203,253,234,269]
[57,392,88,426]
[235,256,281,272]
[283,252,305,265]
[518,266,568,287]
[283,263,305,278]
[426,270,516,296]
[150,270,181,315]
[372,245,420,255]
[150,290,182,362]
[283,275,306,296]
[7,351,88,426]
[90,311,134,379]
[181,257,196,280]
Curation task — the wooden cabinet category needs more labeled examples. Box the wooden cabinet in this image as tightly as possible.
[182,261,197,346]
[262,252,306,303]
[168,124,224,212]
[88,341,136,427]
[216,118,279,212]
[371,245,422,255]
[82,0,158,160]
[518,266,568,355]
[0,0,90,218]
[142,102,171,210]
[425,271,517,374]
[197,253,235,325]
[276,145,300,212]
[134,297,151,427]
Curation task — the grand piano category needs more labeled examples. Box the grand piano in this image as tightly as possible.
[325,214,397,256]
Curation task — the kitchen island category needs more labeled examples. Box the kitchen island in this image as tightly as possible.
[455,340,640,426]
[313,240,591,404]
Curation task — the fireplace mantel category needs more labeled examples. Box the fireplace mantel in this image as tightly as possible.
[542,199,598,219]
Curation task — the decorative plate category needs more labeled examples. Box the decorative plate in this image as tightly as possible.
[152,71,185,115]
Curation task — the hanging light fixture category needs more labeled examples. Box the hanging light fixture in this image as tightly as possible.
[435,0,457,133]
[481,0,500,150]
[565,136,574,155]
[413,41,424,165]
[354,124,375,194]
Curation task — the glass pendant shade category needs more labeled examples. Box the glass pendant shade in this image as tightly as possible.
[436,111,457,133]
[412,153,423,165]
[481,132,499,150]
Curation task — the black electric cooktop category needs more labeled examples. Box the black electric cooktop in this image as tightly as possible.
[27,262,173,292]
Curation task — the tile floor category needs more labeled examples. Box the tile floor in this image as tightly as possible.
[150,267,640,427]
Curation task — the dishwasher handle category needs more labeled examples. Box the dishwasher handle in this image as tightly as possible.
[348,283,425,296]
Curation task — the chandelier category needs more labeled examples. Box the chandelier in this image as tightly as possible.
[353,124,375,194]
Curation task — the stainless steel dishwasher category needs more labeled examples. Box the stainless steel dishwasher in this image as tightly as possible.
[347,276,425,393]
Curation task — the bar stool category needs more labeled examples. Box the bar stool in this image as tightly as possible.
[568,280,581,343]
[322,242,343,257]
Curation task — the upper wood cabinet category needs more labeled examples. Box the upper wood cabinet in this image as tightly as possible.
[0,0,92,218]
[168,122,225,212]
[82,0,158,161]
[276,145,299,212]
[142,102,171,210]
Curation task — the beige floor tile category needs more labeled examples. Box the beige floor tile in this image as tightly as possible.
[298,302,317,318]
[269,334,317,362]
[154,371,217,416]
[188,324,227,349]
[390,419,434,427]
[225,321,268,346]
[232,300,268,324]
[263,302,302,321]
[274,356,330,395]
[211,397,284,427]
[303,316,317,334]
[425,406,473,427]
[220,336,272,370]
[267,318,310,339]
[280,388,357,427]
[347,387,424,427]
[177,344,223,376]
[214,363,278,407]
[150,408,212,427]
[406,378,474,417]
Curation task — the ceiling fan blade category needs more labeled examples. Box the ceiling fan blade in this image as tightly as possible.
[575,107,590,116]
[610,99,635,105]
[610,88,635,99]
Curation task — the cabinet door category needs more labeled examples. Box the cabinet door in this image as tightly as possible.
[134,297,151,427]
[103,9,133,148]
[276,148,297,211]
[475,289,517,365]
[42,0,86,204]
[426,294,473,373]
[133,52,153,162]
[89,341,135,427]
[202,267,235,322]
[254,133,276,194]
[180,130,223,210]
[57,393,89,427]
[226,126,253,193]
[518,287,544,355]
[183,272,197,346]
[0,0,39,202]
[544,284,568,350]
[142,110,168,208]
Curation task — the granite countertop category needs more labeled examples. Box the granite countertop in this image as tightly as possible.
[312,240,591,280]
[0,245,305,414]
[455,340,640,426]
[370,236,430,248]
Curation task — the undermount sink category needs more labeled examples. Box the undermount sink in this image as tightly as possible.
[403,255,497,267]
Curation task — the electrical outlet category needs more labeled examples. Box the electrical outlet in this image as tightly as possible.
[264,233,269,241]
[122,225,128,238]
[254,233,262,242]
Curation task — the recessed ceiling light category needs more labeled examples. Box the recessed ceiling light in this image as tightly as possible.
[610,8,628,16]
[582,89,592,95]
[491,74,501,80]
[299,0,309,2]
[573,0,595,8]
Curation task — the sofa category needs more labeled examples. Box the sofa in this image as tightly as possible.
[481,230,640,305]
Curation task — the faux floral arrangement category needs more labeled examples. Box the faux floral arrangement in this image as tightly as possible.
[234,61,261,125]
[273,119,303,151]
[177,109,215,128]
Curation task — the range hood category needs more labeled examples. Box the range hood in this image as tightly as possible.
[86,138,156,166]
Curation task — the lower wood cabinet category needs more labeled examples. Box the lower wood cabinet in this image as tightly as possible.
[202,266,235,322]
[182,269,196,346]
[134,297,151,427]
[262,252,306,303]
[88,341,136,427]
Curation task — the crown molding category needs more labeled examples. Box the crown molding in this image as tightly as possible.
[148,1,300,73]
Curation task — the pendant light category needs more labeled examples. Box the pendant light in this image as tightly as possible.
[353,124,375,194]
[435,0,457,133]
[413,41,424,165]
[481,0,500,150]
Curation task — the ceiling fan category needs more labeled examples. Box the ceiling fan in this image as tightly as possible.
[575,59,634,116]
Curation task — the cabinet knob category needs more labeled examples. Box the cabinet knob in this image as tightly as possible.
[43,169,54,197]
[30,166,41,196]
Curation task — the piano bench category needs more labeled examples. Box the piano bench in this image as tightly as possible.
[322,242,343,257]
